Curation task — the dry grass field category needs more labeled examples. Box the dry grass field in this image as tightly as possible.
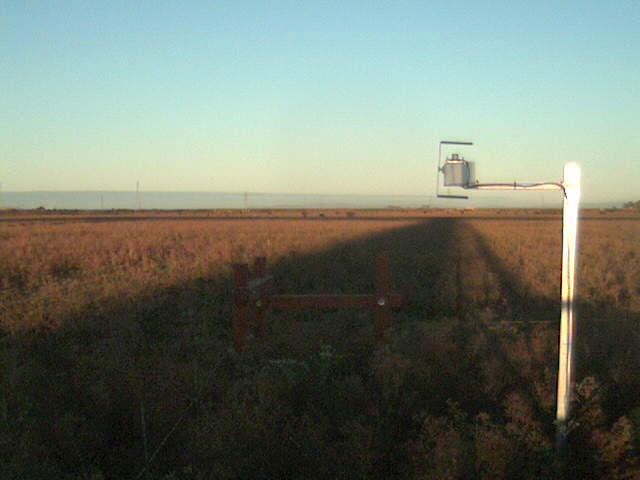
[1,208,639,479]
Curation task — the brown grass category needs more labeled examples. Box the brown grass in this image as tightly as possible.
[0,209,638,479]
[0,218,417,332]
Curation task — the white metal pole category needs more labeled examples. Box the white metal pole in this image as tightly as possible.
[436,151,581,456]
[555,163,581,450]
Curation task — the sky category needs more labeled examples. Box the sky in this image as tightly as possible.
[2,1,639,204]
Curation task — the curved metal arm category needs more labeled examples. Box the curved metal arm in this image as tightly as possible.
[466,182,566,197]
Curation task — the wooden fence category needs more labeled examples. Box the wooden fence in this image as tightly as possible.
[232,253,403,351]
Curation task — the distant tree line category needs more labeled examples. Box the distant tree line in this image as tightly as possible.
[623,200,640,210]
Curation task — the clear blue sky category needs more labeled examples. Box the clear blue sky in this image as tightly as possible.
[2,1,639,203]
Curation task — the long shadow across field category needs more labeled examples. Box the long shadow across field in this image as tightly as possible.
[3,218,464,479]
[468,220,640,409]
[465,223,559,320]
[4,216,639,479]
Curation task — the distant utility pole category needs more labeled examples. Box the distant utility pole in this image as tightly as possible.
[100,194,104,210]
[244,191,248,212]
[136,181,140,210]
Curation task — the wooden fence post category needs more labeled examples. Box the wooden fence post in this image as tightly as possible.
[374,253,390,342]
[253,257,267,341]
[232,263,249,351]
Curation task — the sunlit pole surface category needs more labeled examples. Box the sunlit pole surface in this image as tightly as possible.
[555,163,581,451]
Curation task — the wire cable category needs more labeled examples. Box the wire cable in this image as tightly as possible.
[468,182,567,197]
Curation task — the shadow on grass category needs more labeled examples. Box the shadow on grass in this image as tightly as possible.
[1,216,639,479]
